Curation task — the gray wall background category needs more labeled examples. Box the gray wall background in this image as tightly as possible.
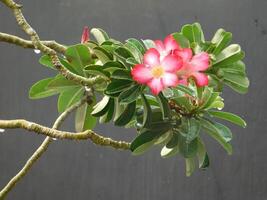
[0,0,266,199]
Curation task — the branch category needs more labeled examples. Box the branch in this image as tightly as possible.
[0,119,131,149]
[0,98,86,199]
[0,0,103,87]
[0,32,67,53]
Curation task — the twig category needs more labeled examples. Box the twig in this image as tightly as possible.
[0,32,67,53]
[0,119,131,149]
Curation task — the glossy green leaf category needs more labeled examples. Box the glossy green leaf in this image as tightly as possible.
[114,101,136,126]
[124,42,143,63]
[208,110,246,128]
[181,23,205,45]
[223,72,249,88]
[105,79,133,95]
[84,65,110,78]
[57,87,84,113]
[179,118,201,143]
[185,158,195,177]
[93,46,112,64]
[65,44,92,75]
[75,102,97,132]
[161,145,179,158]
[140,94,152,128]
[213,44,244,67]
[166,133,179,148]
[29,78,60,99]
[91,28,109,44]
[172,32,190,48]
[47,76,79,91]
[176,85,195,96]
[111,69,132,80]
[211,29,232,56]
[103,61,126,72]
[99,98,115,123]
[142,39,156,49]
[39,55,54,69]
[126,38,146,54]
[179,136,198,158]
[91,96,111,117]
[114,47,134,59]
[197,138,209,169]
[200,118,233,154]
[156,92,171,120]
[118,84,141,104]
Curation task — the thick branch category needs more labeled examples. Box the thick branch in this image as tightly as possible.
[1,0,103,86]
[0,32,67,53]
[0,98,86,199]
[0,119,131,149]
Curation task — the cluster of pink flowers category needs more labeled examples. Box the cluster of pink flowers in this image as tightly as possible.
[131,35,210,95]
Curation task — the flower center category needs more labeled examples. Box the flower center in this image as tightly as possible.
[151,66,164,78]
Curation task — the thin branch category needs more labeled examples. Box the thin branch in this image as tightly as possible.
[0,99,86,200]
[0,0,103,87]
[0,32,67,53]
[0,119,131,149]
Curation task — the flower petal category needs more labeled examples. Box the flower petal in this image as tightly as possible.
[178,78,188,86]
[154,40,165,53]
[190,52,210,71]
[175,48,192,62]
[131,64,153,84]
[143,48,160,67]
[192,72,209,86]
[81,26,89,43]
[162,72,179,87]
[164,34,180,52]
[161,54,182,72]
[147,78,164,95]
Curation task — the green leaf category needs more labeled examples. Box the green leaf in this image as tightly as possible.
[181,23,205,45]
[166,133,179,148]
[142,39,156,49]
[223,72,249,88]
[197,138,209,169]
[103,61,125,72]
[224,79,248,94]
[57,87,84,113]
[105,79,133,95]
[29,78,60,99]
[39,55,54,69]
[59,57,81,75]
[132,139,155,156]
[91,96,111,117]
[208,110,246,128]
[213,44,244,67]
[179,118,201,143]
[47,76,79,92]
[65,44,92,75]
[176,85,195,97]
[185,158,195,177]
[118,84,141,104]
[114,47,134,60]
[114,101,136,126]
[200,118,233,154]
[111,69,132,80]
[156,92,171,120]
[179,136,198,158]
[93,46,112,64]
[99,98,115,123]
[140,94,152,128]
[211,28,232,56]
[84,64,110,78]
[126,57,139,66]
[91,28,109,44]
[172,32,190,48]
[126,38,146,54]
[75,102,97,132]
[124,42,143,63]
[130,129,164,153]
[161,145,179,158]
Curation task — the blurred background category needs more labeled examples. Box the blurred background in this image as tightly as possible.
[0,0,266,199]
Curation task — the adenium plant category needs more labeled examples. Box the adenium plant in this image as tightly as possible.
[0,0,249,198]
[36,23,248,172]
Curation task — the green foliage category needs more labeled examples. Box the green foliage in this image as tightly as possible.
[30,24,249,176]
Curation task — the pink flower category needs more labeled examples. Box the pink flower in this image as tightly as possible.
[154,34,181,59]
[175,48,210,86]
[81,26,90,43]
[131,48,182,95]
